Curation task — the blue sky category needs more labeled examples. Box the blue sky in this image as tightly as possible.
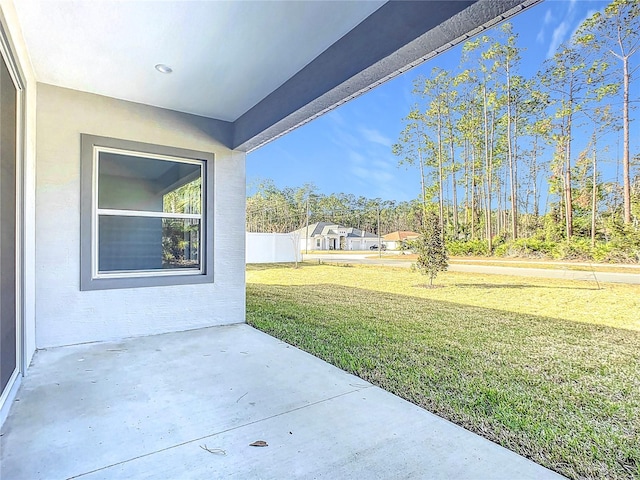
[247,1,618,202]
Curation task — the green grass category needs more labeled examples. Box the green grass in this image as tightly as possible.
[380,254,640,274]
[246,263,640,479]
[448,258,640,274]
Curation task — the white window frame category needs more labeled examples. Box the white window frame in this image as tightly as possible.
[92,146,204,279]
[80,135,214,291]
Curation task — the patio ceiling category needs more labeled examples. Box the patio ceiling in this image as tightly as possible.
[14,0,540,151]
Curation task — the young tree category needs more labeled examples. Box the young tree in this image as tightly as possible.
[411,212,448,286]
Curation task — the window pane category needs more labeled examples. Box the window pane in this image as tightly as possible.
[163,177,201,214]
[98,216,200,272]
[162,218,200,269]
[98,152,201,213]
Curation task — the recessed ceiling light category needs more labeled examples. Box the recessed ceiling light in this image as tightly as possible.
[155,64,173,74]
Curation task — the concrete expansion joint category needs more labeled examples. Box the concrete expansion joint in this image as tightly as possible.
[66,386,372,479]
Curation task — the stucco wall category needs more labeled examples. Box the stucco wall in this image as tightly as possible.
[35,84,246,348]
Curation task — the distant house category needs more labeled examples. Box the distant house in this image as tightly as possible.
[383,231,420,251]
[293,222,380,251]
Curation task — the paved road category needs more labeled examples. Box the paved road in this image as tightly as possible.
[303,253,640,285]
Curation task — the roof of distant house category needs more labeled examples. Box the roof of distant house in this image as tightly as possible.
[291,222,376,238]
[291,221,331,237]
[382,231,420,241]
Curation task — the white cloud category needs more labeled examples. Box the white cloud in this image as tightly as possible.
[547,19,569,58]
[359,127,393,148]
[544,9,554,25]
[327,110,346,127]
[329,127,360,151]
[545,0,601,58]
[348,151,366,165]
[536,8,554,44]
[351,166,395,184]
[373,159,392,170]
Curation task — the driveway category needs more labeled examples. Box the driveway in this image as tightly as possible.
[1,324,562,479]
[303,253,640,284]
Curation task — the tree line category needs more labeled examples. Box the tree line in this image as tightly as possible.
[393,0,638,251]
[247,1,640,262]
[246,180,425,235]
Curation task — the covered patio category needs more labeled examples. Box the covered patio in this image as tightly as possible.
[0,0,559,477]
[1,324,562,479]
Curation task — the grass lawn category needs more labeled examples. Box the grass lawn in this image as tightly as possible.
[379,254,640,274]
[445,261,640,274]
[246,263,640,479]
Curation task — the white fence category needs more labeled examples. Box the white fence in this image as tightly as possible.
[246,232,301,264]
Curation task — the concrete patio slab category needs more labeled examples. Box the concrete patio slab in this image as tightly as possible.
[1,324,564,479]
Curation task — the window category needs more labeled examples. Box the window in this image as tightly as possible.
[316,239,321,247]
[81,135,214,290]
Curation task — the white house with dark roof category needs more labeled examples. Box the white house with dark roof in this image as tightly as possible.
[293,222,380,251]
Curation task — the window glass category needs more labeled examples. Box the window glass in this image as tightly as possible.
[97,217,201,272]
[163,177,202,215]
[98,152,201,213]
[95,149,204,275]
[161,218,200,269]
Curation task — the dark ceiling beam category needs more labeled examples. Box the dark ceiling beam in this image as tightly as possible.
[232,0,541,153]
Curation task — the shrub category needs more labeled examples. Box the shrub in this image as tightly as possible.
[551,238,592,260]
[446,239,490,256]
[541,214,565,242]
[594,239,640,263]
[494,238,555,258]
[445,230,640,264]
[592,242,617,263]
